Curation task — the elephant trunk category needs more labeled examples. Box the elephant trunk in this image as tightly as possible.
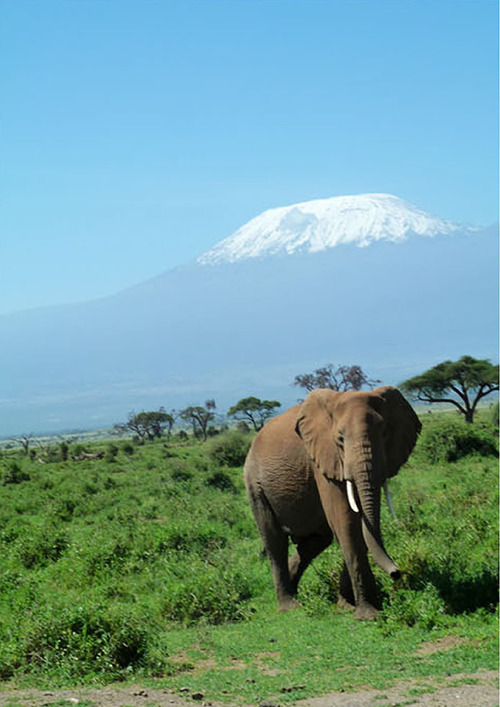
[349,446,400,580]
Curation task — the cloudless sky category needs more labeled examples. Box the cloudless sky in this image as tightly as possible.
[1,0,498,314]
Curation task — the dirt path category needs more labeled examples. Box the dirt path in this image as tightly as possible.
[0,671,497,707]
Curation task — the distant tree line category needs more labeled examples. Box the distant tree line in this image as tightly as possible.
[110,362,383,442]
[19,356,492,450]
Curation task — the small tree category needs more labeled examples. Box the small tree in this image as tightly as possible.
[114,409,175,441]
[16,435,33,456]
[180,399,216,441]
[293,363,380,393]
[400,355,499,423]
[228,396,281,431]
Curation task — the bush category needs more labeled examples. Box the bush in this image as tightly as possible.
[163,566,253,624]
[105,443,119,463]
[1,462,30,485]
[380,583,446,633]
[122,442,135,455]
[159,524,227,554]
[207,431,251,467]
[418,417,498,463]
[19,603,149,677]
[169,460,193,482]
[205,470,237,493]
[16,528,69,569]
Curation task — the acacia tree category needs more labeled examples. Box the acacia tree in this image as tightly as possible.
[228,397,281,431]
[114,409,175,441]
[400,355,499,423]
[293,363,380,393]
[180,399,216,441]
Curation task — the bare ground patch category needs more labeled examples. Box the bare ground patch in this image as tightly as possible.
[0,671,497,707]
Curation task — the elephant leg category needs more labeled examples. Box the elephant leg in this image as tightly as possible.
[315,474,379,620]
[337,562,355,610]
[288,531,333,595]
[266,528,300,613]
[247,486,298,612]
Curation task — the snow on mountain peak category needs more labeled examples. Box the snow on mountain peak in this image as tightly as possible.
[197,193,464,265]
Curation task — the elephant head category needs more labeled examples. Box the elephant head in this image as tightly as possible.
[295,385,421,579]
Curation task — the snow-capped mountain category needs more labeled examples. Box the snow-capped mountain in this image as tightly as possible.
[0,195,497,436]
[198,193,467,265]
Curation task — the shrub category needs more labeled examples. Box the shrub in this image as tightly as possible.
[19,603,149,677]
[159,524,227,554]
[122,442,135,455]
[207,430,251,467]
[418,417,498,463]
[16,528,69,569]
[163,566,253,624]
[105,443,119,463]
[380,583,446,632]
[71,443,87,457]
[169,460,193,482]
[205,470,237,493]
[60,442,69,461]
[1,462,30,485]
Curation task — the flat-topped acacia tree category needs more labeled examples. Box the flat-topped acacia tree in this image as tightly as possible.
[180,399,216,441]
[400,355,499,423]
[228,397,281,431]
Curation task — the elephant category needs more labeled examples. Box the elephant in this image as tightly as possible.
[243,386,421,620]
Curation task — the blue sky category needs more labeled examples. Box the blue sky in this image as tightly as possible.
[1,0,498,314]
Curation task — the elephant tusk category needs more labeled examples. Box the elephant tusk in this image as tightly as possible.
[346,480,360,514]
[383,481,396,520]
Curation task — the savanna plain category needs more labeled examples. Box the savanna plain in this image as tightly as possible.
[0,409,498,707]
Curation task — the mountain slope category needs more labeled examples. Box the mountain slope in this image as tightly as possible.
[0,196,497,436]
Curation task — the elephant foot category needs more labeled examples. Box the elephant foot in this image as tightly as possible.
[278,596,300,613]
[337,596,355,612]
[354,603,378,621]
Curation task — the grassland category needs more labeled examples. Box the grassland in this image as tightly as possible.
[0,411,498,704]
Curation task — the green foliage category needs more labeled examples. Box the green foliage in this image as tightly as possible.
[1,461,30,485]
[1,601,151,680]
[121,441,135,455]
[228,396,281,431]
[205,470,237,493]
[16,527,69,569]
[380,583,446,632]
[207,430,251,467]
[115,409,174,441]
[401,355,499,422]
[104,443,119,463]
[0,416,497,691]
[162,565,253,625]
[179,400,216,441]
[417,415,498,463]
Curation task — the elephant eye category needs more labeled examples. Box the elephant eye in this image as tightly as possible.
[337,433,344,449]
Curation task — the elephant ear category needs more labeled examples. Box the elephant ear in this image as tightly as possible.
[295,389,343,480]
[375,386,422,478]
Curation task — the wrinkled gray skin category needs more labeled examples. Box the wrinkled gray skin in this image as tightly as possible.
[244,386,421,620]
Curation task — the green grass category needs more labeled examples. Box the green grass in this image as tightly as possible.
[0,416,497,703]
